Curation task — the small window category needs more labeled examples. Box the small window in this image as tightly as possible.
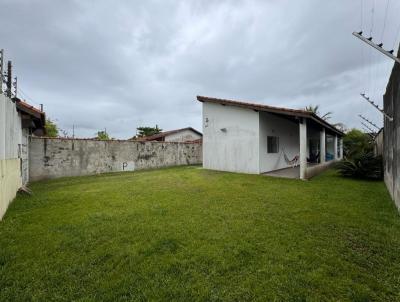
[267,136,279,153]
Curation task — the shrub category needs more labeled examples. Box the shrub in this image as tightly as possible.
[343,129,373,159]
[336,152,383,180]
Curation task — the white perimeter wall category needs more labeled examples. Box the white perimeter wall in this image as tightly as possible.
[0,94,23,159]
[202,102,259,173]
[0,94,23,220]
[259,112,299,173]
[165,129,202,142]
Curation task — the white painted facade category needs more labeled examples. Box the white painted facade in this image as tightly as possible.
[203,102,260,173]
[259,111,299,173]
[164,129,202,142]
[202,101,343,177]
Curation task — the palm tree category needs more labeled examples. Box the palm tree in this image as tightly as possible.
[304,104,332,121]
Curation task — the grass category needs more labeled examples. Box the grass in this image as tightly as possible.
[0,166,400,301]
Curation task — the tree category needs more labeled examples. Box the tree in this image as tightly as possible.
[136,125,162,137]
[96,130,110,140]
[304,104,332,121]
[332,122,347,132]
[342,128,373,159]
[45,118,58,137]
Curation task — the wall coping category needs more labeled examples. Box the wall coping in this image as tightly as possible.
[30,136,202,144]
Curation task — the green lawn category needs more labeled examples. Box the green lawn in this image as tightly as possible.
[1,167,399,301]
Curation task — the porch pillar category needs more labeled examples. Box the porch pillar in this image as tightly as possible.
[334,135,338,160]
[299,118,307,180]
[320,128,326,163]
[339,137,343,159]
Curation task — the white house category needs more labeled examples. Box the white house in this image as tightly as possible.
[134,127,202,143]
[198,96,344,179]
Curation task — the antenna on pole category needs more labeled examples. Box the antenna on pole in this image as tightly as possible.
[361,122,375,134]
[360,93,393,122]
[362,127,375,138]
[0,49,3,94]
[358,114,380,130]
[352,31,400,64]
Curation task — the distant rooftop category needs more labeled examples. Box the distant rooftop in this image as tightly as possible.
[131,127,202,141]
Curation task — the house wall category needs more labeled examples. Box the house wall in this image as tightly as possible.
[374,129,383,156]
[259,112,299,173]
[202,102,259,173]
[29,138,202,181]
[383,48,400,210]
[165,129,202,142]
[0,94,23,220]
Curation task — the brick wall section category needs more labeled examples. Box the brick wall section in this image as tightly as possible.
[383,46,400,210]
[29,137,202,181]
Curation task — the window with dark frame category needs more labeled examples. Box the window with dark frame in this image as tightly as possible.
[267,136,279,153]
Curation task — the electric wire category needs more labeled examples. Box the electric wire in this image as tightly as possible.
[380,0,390,41]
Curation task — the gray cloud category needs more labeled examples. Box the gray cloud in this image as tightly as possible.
[1,0,399,138]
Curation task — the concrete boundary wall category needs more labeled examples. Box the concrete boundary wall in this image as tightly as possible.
[29,137,202,181]
[383,47,400,210]
[0,159,22,219]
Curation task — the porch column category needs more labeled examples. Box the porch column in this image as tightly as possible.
[334,135,338,160]
[339,137,343,159]
[299,118,307,180]
[320,128,326,163]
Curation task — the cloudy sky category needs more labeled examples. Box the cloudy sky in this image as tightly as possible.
[1,0,399,138]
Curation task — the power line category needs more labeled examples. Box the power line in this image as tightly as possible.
[369,0,375,37]
[358,114,381,129]
[380,0,390,41]
[17,86,43,109]
[360,0,364,31]
[367,0,375,97]
[361,121,376,134]
[393,21,400,51]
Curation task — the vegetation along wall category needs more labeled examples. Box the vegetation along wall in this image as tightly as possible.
[29,137,202,181]
[383,46,400,210]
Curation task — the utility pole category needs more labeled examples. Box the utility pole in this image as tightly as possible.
[353,31,400,64]
[0,49,3,94]
[6,60,12,98]
[360,93,393,122]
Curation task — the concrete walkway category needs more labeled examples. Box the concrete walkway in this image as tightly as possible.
[263,163,323,179]
[263,166,300,179]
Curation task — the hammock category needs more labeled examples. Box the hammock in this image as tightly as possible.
[282,150,299,168]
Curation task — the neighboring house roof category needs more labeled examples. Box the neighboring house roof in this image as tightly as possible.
[186,138,202,144]
[197,96,344,136]
[14,98,46,135]
[133,127,203,141]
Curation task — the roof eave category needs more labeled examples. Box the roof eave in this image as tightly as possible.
[197,95,344,136]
